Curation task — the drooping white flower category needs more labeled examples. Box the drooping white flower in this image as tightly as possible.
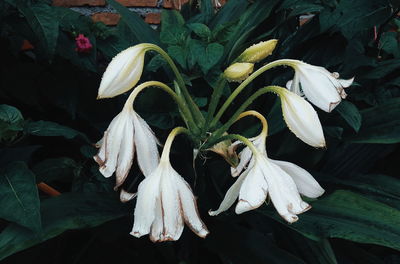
[94,106,159,188]
[276,87,326,148]
[286,61,354,112]
[210,134,324,223]
[131,129,209,241]
[98,44,147,99]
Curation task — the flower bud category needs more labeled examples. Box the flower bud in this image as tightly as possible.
[237,39,278,63]
[98,44,147,99]
[224,63,254,82]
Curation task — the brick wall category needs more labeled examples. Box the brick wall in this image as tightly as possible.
[52,0,225,26]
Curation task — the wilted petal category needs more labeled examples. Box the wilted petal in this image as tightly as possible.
[132,113,160,176]
[98,45,146,99]
[115,117,135,188]
[231,144,252,177]
[270,159,325,198]
[260,159,310,223]
[131,169,161,237]
[235,164,268,214]
[279,88,325,148]
[209,171,247,216]
[177,176,209,238]
[96,111,129,177]
[149,198,165,242]
[159,167,184,241]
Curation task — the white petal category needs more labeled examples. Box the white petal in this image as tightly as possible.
[235,164,268,214]
[338,77,354,88]
[209,170,247,216]
[279,89,325,148]
[115,117,135,188]
[120,189,137,203]
[176,175,209,238]
[98,45,146,99]
[149,198,165,242]
[131,168,161,237]
[259,157,310,223]
[270,159,325,198]
[97,111,129,177]
[132,112,160,177]
[297,64,342,112]
[231,146,252,177]
[158,165,184,241]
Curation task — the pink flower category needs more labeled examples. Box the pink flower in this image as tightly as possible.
[75,34,92,53]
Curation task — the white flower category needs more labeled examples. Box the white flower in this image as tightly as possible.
[94,106,159,188]
[98,44,147,99]
[131,160,209,242]
[210,135,324,223]
[287,61,354,112]
[277,88,326,148]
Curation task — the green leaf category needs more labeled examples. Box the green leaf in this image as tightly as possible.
[335,101,362,132]
[160,10,188,45]
[187,23,211,40]
[32,157,79,183]
[25,120,90,142]
[362,59,400,79]
[0,104,24,142]
[0,162,41,232]
[167,45,187,69]
[346,97,400,143]
[17,2,59,59]
[380,32,400,57]
[262,190,400,251]
[197,42,224,74]
[106,0,160,45]
[0,192,127,261]
[0,104,23,125]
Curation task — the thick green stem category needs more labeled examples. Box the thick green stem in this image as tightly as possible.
[204,75,227,133]
[124,81,198,133]
[211,59,298,128]
[160,127,189,163]
[204,86,279,148]
[144,44,205,127]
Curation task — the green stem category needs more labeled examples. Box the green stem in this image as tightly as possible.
[205,85,279,148]
[160,127,189,163]
[204,74,227,133]
[144,44,205,127]
[210,59,298,128]
[124,81,198,134]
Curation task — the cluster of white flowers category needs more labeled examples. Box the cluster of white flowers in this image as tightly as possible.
[94,41,354,242]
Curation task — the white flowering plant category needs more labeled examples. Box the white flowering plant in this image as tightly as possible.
[0,0,399,262]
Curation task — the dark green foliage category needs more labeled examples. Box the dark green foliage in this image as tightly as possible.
[0,0,399,263]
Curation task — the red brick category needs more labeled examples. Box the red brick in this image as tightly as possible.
[92,13,121,25]
[116,0,157,7]
[163,0,189,9]
[52,0,105,7]
[145,13,161,24]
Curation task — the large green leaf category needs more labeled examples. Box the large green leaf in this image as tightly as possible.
[107,0,160,45]
[0,192,127,261]
[335,101,362,132]
[345,97,400,143]
[32,157,79,183]
[262,190,400,250]
[0,104,24,142]
[17,2,59,59]
[0,162,41,232]
[197,42,224,74]
[25,120,89,142]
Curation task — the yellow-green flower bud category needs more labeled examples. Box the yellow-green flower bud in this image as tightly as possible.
[224,63,254,82]
[237,39,278,63]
